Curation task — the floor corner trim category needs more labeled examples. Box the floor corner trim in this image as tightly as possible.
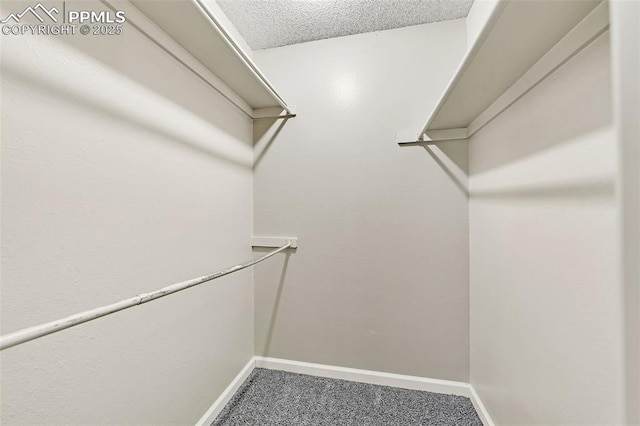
[468,385,496,426]
[254,356,471,397]
[195,358,256,426]
[196,356,496,426]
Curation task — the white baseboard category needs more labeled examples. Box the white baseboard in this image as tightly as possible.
[254,356,470,397]
[197,356,495,426]
[195,358,256,426]
[468,384,495,426]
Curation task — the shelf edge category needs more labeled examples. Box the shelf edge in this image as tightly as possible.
[191,0,294,115]
[402,0,610,145]
[418,0,508,137]
[466,0,610,138]
[101,0,254,117]
[103,0,294,119]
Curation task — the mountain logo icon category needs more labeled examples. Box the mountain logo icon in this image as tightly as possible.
[1,3,59,24]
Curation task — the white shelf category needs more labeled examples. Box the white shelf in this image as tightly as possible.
[105,0,293,119]
[398,0,608,144]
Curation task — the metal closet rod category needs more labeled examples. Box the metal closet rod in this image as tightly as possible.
[0,242,292,351]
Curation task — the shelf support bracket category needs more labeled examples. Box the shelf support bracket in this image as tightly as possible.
[395,128,468,145]
[252,237,298,249]
[253,106,297,120]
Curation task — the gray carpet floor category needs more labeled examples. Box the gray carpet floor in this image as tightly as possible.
[212,368,483,425]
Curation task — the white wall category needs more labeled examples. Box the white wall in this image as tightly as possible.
[0,0,254,423]
[468,32,625,424]
[252,21,470,381]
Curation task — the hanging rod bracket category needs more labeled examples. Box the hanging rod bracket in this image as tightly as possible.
[252,237,298,249]
[253,106,297,120]
[395,128,468,145]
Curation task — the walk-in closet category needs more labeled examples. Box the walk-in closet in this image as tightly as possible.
[1,0,638,424]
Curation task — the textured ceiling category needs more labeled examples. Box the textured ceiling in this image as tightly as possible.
[215,0,474,50]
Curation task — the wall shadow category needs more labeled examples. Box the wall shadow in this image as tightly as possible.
[470,119,612,177]
[256,250,291,357]
[1,64,251,169]
[47,3,251,145]
[253,118,288,169]
[404,31,612,184]
[471,178,614,201]
[468,33,612,175]
[422,142,468,196]
[399,139,469,196]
